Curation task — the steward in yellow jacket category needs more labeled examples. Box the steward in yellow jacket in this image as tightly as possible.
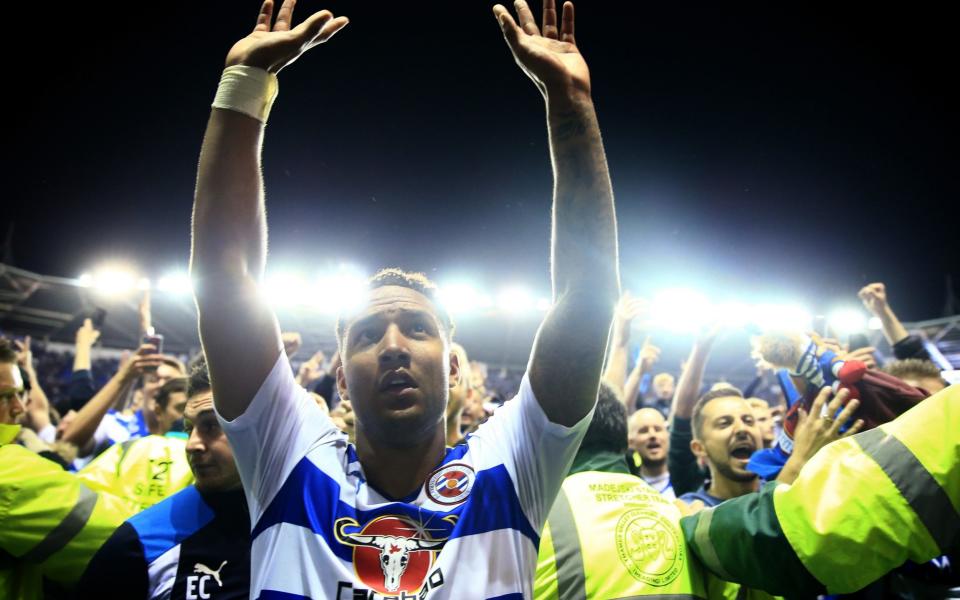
[0,423,134,600]
[682,384,959,596]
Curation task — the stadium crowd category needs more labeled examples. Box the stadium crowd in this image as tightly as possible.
[1,1,957,599]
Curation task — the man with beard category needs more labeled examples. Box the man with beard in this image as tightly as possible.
[626,408,674,499]
[678,388,763,506]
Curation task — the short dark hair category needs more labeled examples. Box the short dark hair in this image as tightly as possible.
[692,387,745,439]
[580,382,628,454]
[156,377,188,409]
[0,340,17,364]
[335,268,455,351]
[883,359,946,386]
[187,354,212,398]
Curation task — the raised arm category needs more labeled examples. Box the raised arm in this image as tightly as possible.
[858,282,930,360]
[189,0,348,420]
[623,338,659,413]
[602,294,647,398]
[671,326,720,422]
[60,345,162,450]
[15,337,51,434]
[494,0,620,426]
[668,326,719,495]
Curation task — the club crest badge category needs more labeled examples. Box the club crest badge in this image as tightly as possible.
[425,463,475,505]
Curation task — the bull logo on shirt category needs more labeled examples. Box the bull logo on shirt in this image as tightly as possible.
[335,514,457,594]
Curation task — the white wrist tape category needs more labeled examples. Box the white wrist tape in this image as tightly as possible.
[211,65,279,123]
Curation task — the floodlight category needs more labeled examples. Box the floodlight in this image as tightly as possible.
[77,273,93,288]
[91,267,138,296]
[265,270,309,308]
[649,289,712,332]
[497,286,535,315]
[437,282,491,316]
[828,308,867,336]
[157,272,194,295]
[751,304,813,331]
[311,270,369,315]
[867,317,883,331]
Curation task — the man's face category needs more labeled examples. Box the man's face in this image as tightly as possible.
[693,396,761,483]
[185,391,240,493]
[0,363,26,425]
[628,408,669,464]
[337,286,459,448]
[143,363,182,400]
[154,391,188,435]
[653,374,674,400]
[748,399,774,448]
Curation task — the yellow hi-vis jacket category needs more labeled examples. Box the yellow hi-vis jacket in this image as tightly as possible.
[77,432,193,514]
[0,427,134,600]
[535,469,709,599]
[682,383,959,596]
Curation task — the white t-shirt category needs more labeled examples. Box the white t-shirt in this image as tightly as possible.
[219,352,593,600]
[640,471,675,500]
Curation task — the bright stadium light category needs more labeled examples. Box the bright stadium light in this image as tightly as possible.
[828,308,867,336]
[311,269,370,315]
[716,301,751,329]
[137,277,152,291]
[649,289,712,332]
[437,282,493,316]
[77,273,94,288]
[157,272,194,295]
[265,270,309,308]
[867,316,883,330]
[751,304,813,331]
[497,286,535,315]
[89,266,138,296]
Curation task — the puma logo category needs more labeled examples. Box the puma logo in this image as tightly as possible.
[193,561,227,587]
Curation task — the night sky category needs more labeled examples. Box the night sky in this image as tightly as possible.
[6,1,958,322]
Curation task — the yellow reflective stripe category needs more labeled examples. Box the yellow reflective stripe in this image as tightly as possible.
[550,487,587,600]
[855,427,960,553]
[692,506,733,582]
[20,484,97,564]
[774,432,940,592]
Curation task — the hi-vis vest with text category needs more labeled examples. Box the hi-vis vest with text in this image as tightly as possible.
[77,432,194,513]
[0,439,134,600]
[535,470,708,599]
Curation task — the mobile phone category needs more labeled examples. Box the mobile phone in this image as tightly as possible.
[84,307,107,329]
[142,333,164,355]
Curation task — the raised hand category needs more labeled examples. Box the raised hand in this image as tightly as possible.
[225,0,349,73]
[638,337,661,373]
[611,293,649,347]
[118,344,166,383]
[75,318,101,349]
[493,0,590,98]
[297,350,327,387]
[282,331,303,358]
[13,336,33,372]
[844,346,878,370]
[858,282,888,317]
